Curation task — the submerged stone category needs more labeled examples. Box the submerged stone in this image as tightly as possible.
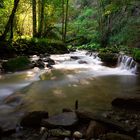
[42,112,78,128]
[112,97,140,110]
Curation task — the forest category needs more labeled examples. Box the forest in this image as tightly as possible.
[0,0,140,56]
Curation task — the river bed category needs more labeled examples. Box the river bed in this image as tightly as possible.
[0,51,139,128]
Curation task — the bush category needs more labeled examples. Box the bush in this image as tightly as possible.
[2,56,31,72]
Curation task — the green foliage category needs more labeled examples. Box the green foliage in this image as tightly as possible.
[2,56,31,72]
[75,43,100,51]
[99,47,119,54]
[67,6,98,43]
[13,37,68,55]
[133,49,140,62]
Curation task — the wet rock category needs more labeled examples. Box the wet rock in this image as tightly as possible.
[20,111,48,128]
[35,59,45,68]
[86,121,107,139]
[102,133,134,140]
[112,97,140,110]
[78,60,87,64]
[49,129,71,137]
[76,111,137,137]
[44,58,55,65]
[71,56,80,60]
[42,112,78,128]
[98,52,118,67]
[73,131,83,139]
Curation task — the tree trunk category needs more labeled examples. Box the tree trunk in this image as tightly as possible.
[38,0,45,37]
[62,0,65,41]
[0,0,20,40]
[32,0,37,37]
[63,0,69,44]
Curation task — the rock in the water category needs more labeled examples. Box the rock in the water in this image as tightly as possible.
[102,133,134,140]
[35,59,45,68]
[70,56,80,60]
[73,131,83,139]
[112,97,140,110]
[86,121,107,139]
[20,111,48,128]
[42,112,78,128]
[78,60,87,64]
[44,58,55,65]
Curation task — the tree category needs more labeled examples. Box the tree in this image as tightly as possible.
[32,0,37,37]
[38,0,45,37]
[61,0,69,44]
[0,0,20,40]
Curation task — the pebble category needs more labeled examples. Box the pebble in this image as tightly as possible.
[73,131,83,139]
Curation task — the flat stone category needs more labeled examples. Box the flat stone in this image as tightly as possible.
[42,112,78,128]
[103,133,134,140]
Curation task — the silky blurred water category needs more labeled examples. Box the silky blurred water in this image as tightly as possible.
[0,51,139,123]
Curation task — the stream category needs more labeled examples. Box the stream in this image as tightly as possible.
[0,50,139,129]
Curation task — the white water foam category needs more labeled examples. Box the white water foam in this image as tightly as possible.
[51,51,136,76]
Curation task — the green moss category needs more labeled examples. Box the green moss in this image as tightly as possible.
[98,52,118,63]
[2,56,31,72]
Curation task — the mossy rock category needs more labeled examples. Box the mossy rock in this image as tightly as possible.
[2,56,32,72]
[98,52,118,66]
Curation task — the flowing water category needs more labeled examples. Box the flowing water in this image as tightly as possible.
[0,51,139,128]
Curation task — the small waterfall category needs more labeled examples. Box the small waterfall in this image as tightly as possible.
[118,55,137,73]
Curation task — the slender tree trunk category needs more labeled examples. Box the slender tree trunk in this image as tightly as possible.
[0,0,20,40]
[38,0,45,37]
[63,0,69,44]
[32,0,37,37]
[62,0,65,41]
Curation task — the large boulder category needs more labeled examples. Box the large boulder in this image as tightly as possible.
[86,121,107,139]
[42,112,78,129]
[112,97,140,110]
[20,111,48,128]
[98,52,118,67]
[2,56,32,72]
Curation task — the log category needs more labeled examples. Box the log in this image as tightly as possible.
[76,111,137,138]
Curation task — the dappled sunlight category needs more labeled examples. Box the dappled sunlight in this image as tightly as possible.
[53,88,66,98]
[79,79,90,85]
